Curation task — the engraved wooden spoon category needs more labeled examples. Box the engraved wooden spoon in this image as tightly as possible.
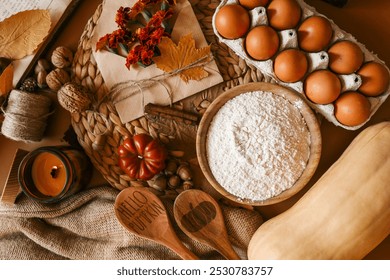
[114,187,199,260]
[173,189,240,260]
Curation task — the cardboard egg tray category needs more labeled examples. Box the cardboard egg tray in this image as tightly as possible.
[212,0,390,130]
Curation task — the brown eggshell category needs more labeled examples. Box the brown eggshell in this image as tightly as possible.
[298,16,333,52]
[245,25,280,61]
[334,91,371,127]
[267,0,302,30]
[239,0,269,10]
[328,41,364,74]
[358,61,390,97]
[274,49,308,83]
[215,4,251,39]
[304,70,341,104]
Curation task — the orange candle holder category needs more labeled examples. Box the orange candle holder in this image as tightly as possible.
[18,146,92,203]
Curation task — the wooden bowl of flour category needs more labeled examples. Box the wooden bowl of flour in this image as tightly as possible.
[196,82,322,206]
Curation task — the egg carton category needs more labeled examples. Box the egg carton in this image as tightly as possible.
[212,0,390,130]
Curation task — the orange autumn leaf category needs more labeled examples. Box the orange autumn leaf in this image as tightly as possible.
[0,10,51,60]
[0,63,14,97]
[153,34,212,83]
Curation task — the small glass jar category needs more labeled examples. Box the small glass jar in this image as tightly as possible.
[18,146,92,203]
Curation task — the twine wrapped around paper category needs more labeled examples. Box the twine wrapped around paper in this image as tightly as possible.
[109,54,214,113]
[110,79,172,109]
[1,90,53,142]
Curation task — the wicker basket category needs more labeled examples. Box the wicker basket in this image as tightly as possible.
[70,0,271,195]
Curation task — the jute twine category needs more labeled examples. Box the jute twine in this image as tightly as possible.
[110,54,213,108]
[1,90,52,143]
[70,0,271,192]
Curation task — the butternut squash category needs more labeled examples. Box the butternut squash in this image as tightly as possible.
[248,122,390,260]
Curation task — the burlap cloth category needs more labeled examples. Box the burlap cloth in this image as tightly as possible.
[0,184,263,260]
[0,0,267,260]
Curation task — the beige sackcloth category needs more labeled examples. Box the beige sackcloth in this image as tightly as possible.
[0,184,263,260]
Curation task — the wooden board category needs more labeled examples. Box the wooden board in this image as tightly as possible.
[15,0,82,88]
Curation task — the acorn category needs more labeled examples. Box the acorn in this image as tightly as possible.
[182,180,194,190]
[177,164,192,181]
[164,159,178,176]
[148,174,167,192]
[168,175,181,188]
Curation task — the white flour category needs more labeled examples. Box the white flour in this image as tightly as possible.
[206,91,311,202]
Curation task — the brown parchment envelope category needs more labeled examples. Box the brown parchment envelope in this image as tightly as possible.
[91,0,223,123]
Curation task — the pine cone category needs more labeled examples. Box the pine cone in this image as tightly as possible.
[19,77,38,92]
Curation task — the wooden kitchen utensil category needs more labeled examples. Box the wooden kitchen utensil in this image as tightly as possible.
[114,187,199,260]
[173,189,240,260]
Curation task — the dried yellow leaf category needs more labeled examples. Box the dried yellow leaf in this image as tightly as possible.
[0,9,51,60]
[0,63,14,96]
[153,34,212,83]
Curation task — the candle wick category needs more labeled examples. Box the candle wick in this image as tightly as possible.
[50,166,60,179]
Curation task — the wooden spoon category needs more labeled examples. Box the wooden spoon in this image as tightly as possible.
[114,187,198,260]
[173,189,240,260]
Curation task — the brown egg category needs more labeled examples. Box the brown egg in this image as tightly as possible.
[328,41,364,74]
[245,25,280,61]
[267,0,302,30]
[274,49,308,83]
[334,91,371,126]
[215,4,251,39]
[239,0,269,9]
[358,61,390,97]
[298,16,333,52]
[304,70,341,104]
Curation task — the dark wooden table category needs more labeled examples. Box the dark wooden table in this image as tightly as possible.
[1,0,388,259]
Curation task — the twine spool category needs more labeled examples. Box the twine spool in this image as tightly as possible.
[1,90,52,142]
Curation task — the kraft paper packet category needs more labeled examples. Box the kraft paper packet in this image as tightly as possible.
[91,0,223,123]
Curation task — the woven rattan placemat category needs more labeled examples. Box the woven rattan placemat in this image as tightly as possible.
[70,0,273,195]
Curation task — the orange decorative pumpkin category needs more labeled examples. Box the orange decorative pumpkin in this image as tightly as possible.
[118,134,167,180]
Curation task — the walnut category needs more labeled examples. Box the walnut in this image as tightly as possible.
[57,82,91,113]
[51,46,73,69]
[46,68,70,91]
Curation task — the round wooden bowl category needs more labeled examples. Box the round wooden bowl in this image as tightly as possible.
[196,82,322,206]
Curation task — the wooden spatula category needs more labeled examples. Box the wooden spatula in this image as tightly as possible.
[174,189,240,260]
[114,187,198,260]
